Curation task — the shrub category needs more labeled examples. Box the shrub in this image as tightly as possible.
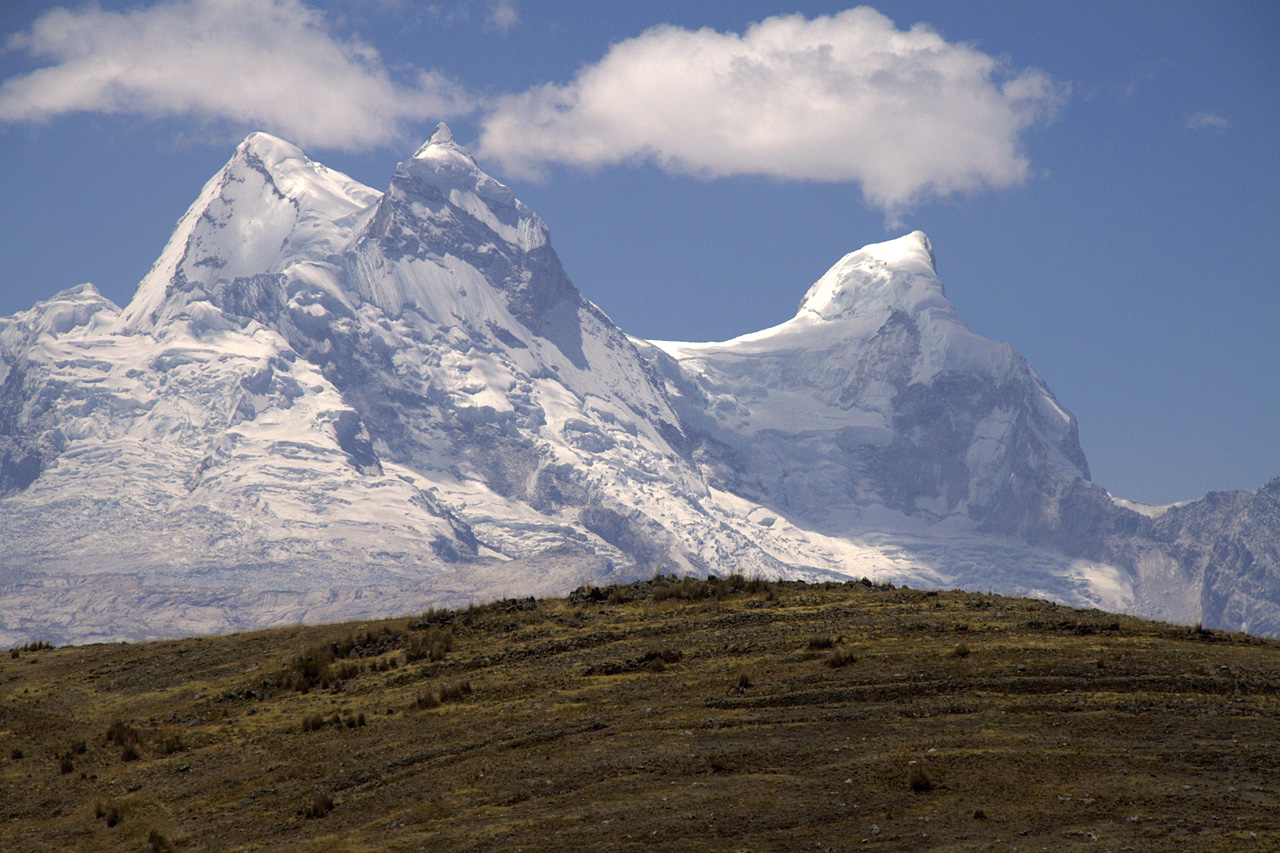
[736,673,752,691]
[68,739,87,756]
[807,635,837,650]
[105,805,122,827]
[951,642,971,658]
[121,743,141,762]
[10,748,23,760]
[60,757,74,774]
[908,764,933,792]
[302,713,326,732]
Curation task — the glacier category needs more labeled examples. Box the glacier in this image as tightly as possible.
[2,126,1276,644]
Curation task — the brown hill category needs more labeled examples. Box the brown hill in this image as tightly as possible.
[2,576,1277,851]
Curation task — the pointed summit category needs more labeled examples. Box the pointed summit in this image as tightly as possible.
[117,133,378,330]
[375,122,549,256]
[850,231,937,275]
[412,122,473,165]
[428,122,455,145]
[796,231,946,323]
[237,131,308,169]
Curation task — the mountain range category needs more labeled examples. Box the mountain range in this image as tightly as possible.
[2,125,1275,644]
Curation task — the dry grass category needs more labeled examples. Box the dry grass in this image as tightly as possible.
[2,577,1278,851]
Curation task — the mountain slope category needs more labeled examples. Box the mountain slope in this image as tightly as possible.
[1,129,1274,644]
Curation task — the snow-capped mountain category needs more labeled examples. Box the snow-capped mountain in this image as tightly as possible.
[2,128,1275,644]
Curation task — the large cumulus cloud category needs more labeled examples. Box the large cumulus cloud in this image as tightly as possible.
[477,8,1066,216]
[0,0,471,150]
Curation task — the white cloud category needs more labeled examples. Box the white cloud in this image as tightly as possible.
[1186,111,1230,131]
[486,0,519,34]
[0,0,472,150]
[477,8,1065,217]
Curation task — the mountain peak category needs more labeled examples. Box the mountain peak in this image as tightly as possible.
[859,231,937,274]
[237,131,308,169]
[378,122,549,256]
[428,122,455,145]
[796,231,944,323]
[412,122,474,166]
[116,134,378,330]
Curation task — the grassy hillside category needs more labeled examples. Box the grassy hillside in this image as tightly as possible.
[2,576,1277,851]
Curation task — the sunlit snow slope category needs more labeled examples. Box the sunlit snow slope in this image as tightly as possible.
[2,129,1275,643]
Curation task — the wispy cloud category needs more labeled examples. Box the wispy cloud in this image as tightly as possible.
[1186,111,1230,131]
[0,0,472,150]
[477,8,1066,218]
[486,0,519,34]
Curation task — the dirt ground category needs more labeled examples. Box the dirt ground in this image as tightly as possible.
[2,576,1278,852]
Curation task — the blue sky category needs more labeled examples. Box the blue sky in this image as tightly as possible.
[0,0,1276,505]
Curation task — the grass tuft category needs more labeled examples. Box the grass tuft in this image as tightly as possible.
[158,734,185,755]
[304,794,334,819]
[106,720,140,747]
[149,829,177,853]
[909,764,933,792]
[826,649,857,668]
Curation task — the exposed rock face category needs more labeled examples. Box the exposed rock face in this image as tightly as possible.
[1,129,1274,644]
